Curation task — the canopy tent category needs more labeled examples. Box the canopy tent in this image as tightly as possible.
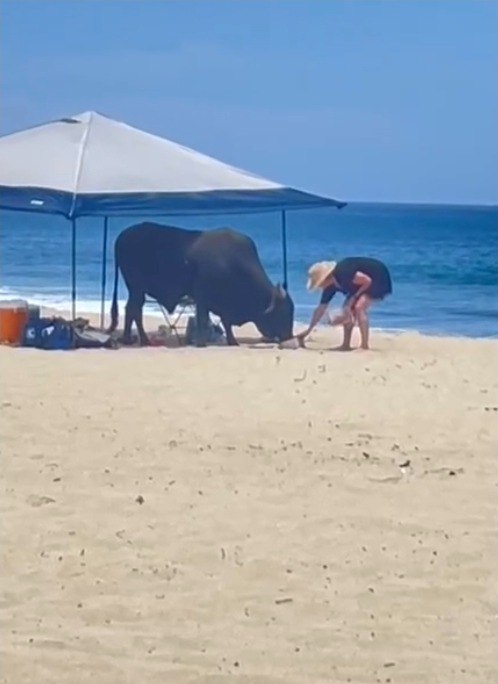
[0,111,346,322]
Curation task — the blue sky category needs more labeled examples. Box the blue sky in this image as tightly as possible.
[1,0,496,204]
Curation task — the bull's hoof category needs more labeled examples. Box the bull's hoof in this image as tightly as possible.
[119,336,134,346]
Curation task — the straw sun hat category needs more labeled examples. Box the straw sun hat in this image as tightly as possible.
[306,261,337,291]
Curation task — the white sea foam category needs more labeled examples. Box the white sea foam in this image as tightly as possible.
[0,288,165,318]
[1,287,490,338]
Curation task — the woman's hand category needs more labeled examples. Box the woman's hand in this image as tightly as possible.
[295,327,311,341]
[344,304,355,321]
[344,295,360,319]
[296,303,328,343]
[329,308,355,326]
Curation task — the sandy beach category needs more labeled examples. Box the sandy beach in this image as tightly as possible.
[1,318,497,684]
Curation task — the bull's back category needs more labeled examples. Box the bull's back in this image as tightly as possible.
[115,222,201,309]
[187,227,273,322]
[116,223,197,264]
[188,228,269,279]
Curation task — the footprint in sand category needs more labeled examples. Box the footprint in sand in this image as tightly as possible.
[27,494,56,507]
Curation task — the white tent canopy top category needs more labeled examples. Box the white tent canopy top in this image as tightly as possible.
[0,111,345,217]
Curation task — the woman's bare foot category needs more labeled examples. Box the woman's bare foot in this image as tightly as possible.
[332,344,353,352]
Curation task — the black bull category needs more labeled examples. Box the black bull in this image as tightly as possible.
[107,222,295,346]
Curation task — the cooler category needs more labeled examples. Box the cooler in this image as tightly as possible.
[0,300,29,344]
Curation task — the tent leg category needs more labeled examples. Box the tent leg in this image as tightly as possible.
[100,216,109,329]
[281,210,288,290]
[71,218,77,320]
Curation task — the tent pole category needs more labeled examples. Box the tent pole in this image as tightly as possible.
[71,217,77,320]
[281,210,288,290]
[100,216,109,329]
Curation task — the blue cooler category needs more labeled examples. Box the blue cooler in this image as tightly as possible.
[22,307,73,350]
[21,306,42,347]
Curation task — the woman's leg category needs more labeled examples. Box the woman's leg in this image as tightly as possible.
[338,295,355,350]
[340,320,354,350]
[353,294,374,349]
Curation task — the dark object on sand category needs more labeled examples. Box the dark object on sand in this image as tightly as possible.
[72,325,115,350]
[22,315,115,351]
[107,222,294,347]
[22,316,74,350]
[185,316,225,346]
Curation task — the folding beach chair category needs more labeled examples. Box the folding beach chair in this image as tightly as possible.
[163,295,197,341]
[144,295,196,343]
[145,296,224,345]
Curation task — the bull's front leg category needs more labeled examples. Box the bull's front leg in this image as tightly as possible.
[194,300,210,347]
[134,298,150,346]
[220,318,238,346]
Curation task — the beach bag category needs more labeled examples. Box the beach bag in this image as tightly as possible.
[39,319,74,350]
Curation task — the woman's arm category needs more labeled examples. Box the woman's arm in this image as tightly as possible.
[297,303,328,338]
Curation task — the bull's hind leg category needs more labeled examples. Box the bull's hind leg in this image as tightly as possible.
[122,291,148,345]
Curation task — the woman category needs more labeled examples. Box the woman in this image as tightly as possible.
[297,257,392,350]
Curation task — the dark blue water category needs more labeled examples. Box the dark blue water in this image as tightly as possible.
[1,203,496,337]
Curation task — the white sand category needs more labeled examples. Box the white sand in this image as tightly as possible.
[1,318,497,683]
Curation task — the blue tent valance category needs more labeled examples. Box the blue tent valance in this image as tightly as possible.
[0,111,345,218]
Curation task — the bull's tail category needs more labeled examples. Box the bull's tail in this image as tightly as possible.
[107,252,120,334]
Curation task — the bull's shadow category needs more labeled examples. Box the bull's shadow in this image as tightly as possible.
[108,320,279,349]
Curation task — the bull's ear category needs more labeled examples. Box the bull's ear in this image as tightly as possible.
[264,287,277,314]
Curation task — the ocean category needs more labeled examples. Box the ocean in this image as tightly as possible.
[0,202,497,338]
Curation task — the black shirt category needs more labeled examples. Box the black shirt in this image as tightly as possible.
[320,257,392,305]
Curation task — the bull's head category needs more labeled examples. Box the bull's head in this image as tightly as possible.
[258,283,295,342]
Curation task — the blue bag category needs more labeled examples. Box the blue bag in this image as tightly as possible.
[22,316,54,348]
[40,320,74,350]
